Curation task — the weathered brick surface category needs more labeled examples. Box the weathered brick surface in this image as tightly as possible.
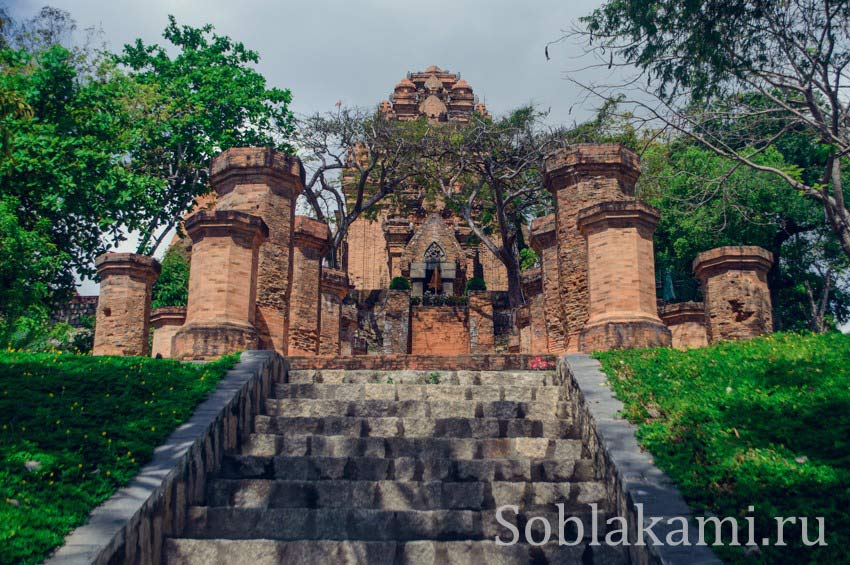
[288,216,331,356]
[347,215,389,290]
[93,253,161,357]
[521,269,549,354]
[694,246,773,342]
[468,291,494,353]
[577,200,671,352]
[319,268,352,356]
[150,306,186,359]
[211,147,303,354]
[530,215,565,354]
[284,353,556,371]
[411,306,470,355]
[382,290,411,354]
[544,144,637,352]
[659,301,709,349]
[173,210,267,360]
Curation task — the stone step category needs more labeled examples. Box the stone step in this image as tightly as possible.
[253,415,575,439]
[285,370,556,386]
[182,506,610,543]
[206,479,608,511]
[275,383,567,402]
[264,398,571,419]
[240,434,584,460]
[218,455,595,483]
[164,538,628,565]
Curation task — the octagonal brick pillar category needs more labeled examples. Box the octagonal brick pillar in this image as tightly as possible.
[173,210,268,360]
[577,200,671,352]
[210,147,304,354]
[319,268,353,356]
[693,246,774,342]
[544,143,637,352]
[150,306,186,358]
[93,253,161,356]
[287,216,332,356]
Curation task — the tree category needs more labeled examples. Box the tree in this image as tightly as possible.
[295,107,426,268]
[568,0,850,264]
[117,16,295,255]
[419,107,554,307]
[0,43,153,310]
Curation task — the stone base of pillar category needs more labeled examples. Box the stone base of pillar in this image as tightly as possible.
[173,322,259,361]
[579,317,672,352]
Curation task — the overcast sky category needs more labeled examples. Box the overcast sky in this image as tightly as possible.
[7,0,606,125]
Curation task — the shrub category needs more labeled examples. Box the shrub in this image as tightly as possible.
[389,276,411,291]
[465,277,487,292]
[596,332,850,563]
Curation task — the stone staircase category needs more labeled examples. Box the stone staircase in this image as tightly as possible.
[165,368,626,564]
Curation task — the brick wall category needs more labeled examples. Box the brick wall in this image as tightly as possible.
[347,215,389,290]
[410,305,470,355]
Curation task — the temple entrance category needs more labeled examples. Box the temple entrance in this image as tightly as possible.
[410,241,457,297]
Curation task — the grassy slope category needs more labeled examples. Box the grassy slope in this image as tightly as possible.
[596,332,850,564]
[0,351,238,564]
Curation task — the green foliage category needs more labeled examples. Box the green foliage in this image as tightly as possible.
[388,276,411,291]
[0,351,238,564]
[426,371,441,385]
[465,277,487,292]
[117,16,295,254]
[0,314,92,354]
[519,248,538,272]
[151,246,190,309]
[597,332,850,563]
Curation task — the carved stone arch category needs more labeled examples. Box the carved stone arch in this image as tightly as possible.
[424,242,446,262]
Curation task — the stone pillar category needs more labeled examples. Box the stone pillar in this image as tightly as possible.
[577,200,672,352]
[93,253,161,357]
[659,302,709,349]
[210,147,304,354]
[383,217,411,280]
[287,216,331,356]
[544,144,636,352]
[529,214,565,354]
[521,269,549,354]
[173,210,268,360]
[319,268,351,356]
[382,290,410,354]
[340,304,359,356]
[468,291,494,354]
[150,306,186,358]
[693,246,773,342]
[514,306,531,353]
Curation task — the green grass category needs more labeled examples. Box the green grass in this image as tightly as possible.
[596,332,850,564]
[0,351,238,564]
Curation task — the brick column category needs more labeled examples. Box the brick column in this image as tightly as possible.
[544,144,637,352]
[514,306,531,353]
[93,253,161,356]
[150,306,186,358]
[382,290,410,354]
[319,268,352,356]
[383,217,411,279]
[340,304,359,356]
[530,214,565,354]
[659,302,709,349]
[468,291,494,354]
[173,210,268,360]
[693,246,773,342]
[577,201,671,351]
[287,216,331,356]
[210,147,304,354]
[521,269,549,354]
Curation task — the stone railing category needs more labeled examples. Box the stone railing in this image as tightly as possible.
[47,351,282,565]
[557,354,721,565]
